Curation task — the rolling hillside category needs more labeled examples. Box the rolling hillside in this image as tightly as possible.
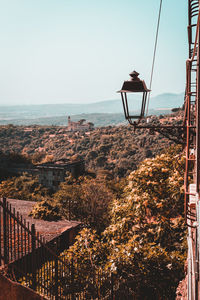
[0,92,184,126]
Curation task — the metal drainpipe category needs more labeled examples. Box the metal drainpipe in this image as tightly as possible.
[195,1,200,298]
[188,226,193,300]
[197,200,200,298]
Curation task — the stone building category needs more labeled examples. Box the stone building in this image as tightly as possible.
[67,116,94,131]
[37,159,85,190]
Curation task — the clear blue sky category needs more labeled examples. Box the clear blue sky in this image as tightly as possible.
[0,0,188,105]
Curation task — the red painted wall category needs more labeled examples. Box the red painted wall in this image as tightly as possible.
[0,273,46,300]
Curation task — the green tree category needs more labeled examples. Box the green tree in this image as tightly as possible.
[0,173,50,201]
[54,176,114,232]
[65,147,187,299]
[54,178,82,221]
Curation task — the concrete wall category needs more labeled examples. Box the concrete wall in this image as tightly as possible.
[0,273,46,300]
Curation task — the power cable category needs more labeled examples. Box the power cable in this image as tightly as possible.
[146,0,163,116]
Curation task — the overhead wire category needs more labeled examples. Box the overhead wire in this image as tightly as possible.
[145,0,163,116]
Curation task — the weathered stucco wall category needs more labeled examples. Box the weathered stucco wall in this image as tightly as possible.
[176,275,187,300]
[0,273,46,300]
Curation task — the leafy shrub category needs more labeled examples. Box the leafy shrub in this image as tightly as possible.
[29,199,62,221]
[0,173,50,201]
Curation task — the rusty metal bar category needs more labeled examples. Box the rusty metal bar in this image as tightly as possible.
[13,208,16,261]
[55,240,59,300]
[196,14,200,194]
[31,223,36,290]
[6,201,9,262]
[111,273,114,300]
[20,215,23,259]
[17,211,20,260]
[9,204,12,262]
[3,198,8,264]
[0,204,1,266]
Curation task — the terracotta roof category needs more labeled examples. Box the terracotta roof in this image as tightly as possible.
[5,199,80,242]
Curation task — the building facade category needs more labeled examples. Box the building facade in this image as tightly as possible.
[37,159,85,190]
[67,116,94,131]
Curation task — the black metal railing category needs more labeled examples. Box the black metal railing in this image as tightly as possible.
[0,197,134,299]
[0,197,74,299]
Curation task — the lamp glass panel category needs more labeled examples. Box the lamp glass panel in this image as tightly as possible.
[124,93,143,113]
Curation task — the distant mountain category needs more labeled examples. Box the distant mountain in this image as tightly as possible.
[0,92,184,125]
[148,93,184,109]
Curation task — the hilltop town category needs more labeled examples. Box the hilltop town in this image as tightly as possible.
[0,112,182,181]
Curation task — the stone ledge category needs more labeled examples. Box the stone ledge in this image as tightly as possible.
[0,273,46,300]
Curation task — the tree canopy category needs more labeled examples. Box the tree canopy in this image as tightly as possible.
[64,146,187,299]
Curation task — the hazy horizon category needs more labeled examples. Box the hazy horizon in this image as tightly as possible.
[0,91,184,107]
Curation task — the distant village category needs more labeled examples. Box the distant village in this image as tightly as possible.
[36,116,94,190]
[67,116,94,132]
[0,112,181,193]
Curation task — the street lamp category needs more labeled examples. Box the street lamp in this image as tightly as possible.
[118,71,150,125]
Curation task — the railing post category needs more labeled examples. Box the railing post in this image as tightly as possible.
[3,197,8,264]
[55,240,59,300]
[111,273,115,300]
[31,224,36,290]
[68,198,71,221]
[71,258,75,300]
